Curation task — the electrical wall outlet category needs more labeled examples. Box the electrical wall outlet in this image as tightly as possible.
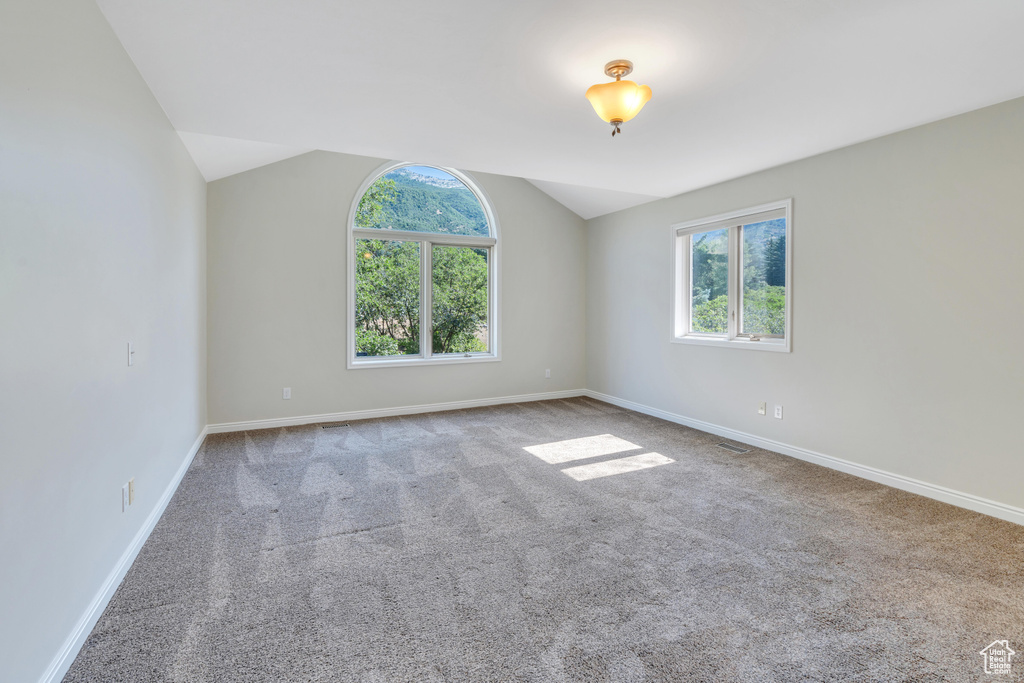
[774,405,783,419]
[128,478,135,506]
[545,369,551,379]
[758,401,766,415]
[122,483,130,513]
[127,341,135,367]
[283,387,291,399]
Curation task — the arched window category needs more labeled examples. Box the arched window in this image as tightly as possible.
[348,163,499,367]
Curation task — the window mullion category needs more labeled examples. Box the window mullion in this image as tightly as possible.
[352,227,494,248]
[674,235,685,337]
[685,235,694,335]
[727,226,739,340]
[421,240,432,360]
[487,246,496,354]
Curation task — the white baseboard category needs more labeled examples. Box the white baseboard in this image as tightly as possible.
[38,426,209,683]
[206,389,586,433]
[584,389,1024,527]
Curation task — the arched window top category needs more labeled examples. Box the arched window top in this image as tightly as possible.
[354,163,492,237]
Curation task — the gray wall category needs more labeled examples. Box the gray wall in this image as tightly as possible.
[0,2,207,681]
[207,151,587,425]
[586,96,1024,510]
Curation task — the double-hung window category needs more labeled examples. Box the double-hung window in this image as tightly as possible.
[672,199,792,351]
[348,163,499,368]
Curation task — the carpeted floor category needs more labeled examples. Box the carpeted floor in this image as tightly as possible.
[64,397,1024,682]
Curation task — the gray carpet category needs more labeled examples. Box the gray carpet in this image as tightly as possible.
[64,397,1024,682]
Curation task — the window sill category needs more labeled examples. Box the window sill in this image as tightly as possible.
[671,335,790,353]
[347,353,501,369]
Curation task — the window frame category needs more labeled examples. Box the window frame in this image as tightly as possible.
[671,199,792,352]
[347,161,501,369]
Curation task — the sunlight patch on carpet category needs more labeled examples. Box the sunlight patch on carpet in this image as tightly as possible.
[523,434,641,464]
[561,452,674,481]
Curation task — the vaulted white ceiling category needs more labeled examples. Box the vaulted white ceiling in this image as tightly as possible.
[97,0,1024,218]
[176,132,311,182]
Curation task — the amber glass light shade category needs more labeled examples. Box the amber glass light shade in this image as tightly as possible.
[585,79,652,123]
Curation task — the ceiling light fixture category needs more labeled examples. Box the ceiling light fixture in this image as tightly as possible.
[585,60,652,137]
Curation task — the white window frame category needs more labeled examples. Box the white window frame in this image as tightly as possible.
[671,199,792,352]
[347,161,501,368]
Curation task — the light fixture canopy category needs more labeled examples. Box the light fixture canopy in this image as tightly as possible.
[585,59,652,137]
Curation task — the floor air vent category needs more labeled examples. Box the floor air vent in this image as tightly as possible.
[321,423,350,430]
[717,442,750,454]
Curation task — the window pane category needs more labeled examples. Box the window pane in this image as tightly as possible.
[354,239,420,357]
[354,165,489,237]
[690,228,729,334]
[741,219,787,336]
[432,246,489,354]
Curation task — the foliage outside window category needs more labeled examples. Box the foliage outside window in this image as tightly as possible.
[432,246,489,354]
[349,164,497,367]
[673,200,791,352]
[355,240,420,356]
